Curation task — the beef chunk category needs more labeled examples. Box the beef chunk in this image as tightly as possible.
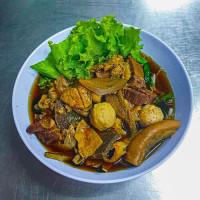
[35,128,59,145]
[127,75,146,89]
[127,55,144,78]
[26,118,60,145]
[26,121,44,134]
[122,87,157,105]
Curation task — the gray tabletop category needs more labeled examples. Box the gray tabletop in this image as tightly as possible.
[1,0,200,199]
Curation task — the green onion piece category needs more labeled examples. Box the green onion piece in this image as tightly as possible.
[143,63,153,87]
[155,93,173,106]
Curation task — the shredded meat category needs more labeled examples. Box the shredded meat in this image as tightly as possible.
[96,69,110,78]
[93,55,127,79]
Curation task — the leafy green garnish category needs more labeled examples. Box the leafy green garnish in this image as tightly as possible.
[31,15,146,80]
[155,93,173,106]
[155,93,173,117]
[143,63,153,87]
[38,76,53,90]
[31,53,60,79]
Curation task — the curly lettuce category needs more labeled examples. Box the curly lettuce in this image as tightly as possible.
[30,15,146,82]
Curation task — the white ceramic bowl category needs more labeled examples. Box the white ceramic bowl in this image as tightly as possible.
[12,25,193,183]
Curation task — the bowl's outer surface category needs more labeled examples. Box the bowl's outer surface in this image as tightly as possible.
[12,25,193,184]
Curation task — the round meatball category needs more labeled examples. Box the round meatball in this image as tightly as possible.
[90,102,116,131]
[140,105,164,127]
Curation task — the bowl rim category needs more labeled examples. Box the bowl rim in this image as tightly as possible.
[12,24,193,184]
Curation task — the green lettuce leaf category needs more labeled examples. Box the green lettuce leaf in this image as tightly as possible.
[30,53,60,79]
[31,15,146,80]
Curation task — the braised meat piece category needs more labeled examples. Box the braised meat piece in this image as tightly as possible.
[127,75,146,89]
[26,117,55,133]
[62,125,77,150]
[26,121,44,134]
[55,100,68,130]
[35,128,59,145]
[127,55,144,78]
[54,75,69,95]
[38,94,51,109]
[91,132,120,159]
[26,117,59,145]
[96,69,110,78]
[93,55,127,79]
[103,141,127,163]
[105,91,137,134]
[106,94,129,123]
[122,87,157,105]
[85,159,113,172]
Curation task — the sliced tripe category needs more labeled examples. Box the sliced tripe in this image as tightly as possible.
[45,152,72,162]
[91,132,120,159]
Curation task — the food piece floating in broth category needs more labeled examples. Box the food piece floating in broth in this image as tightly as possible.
[126,120,180,166]
[75,120,103,158]
[79,78,127,96]
[90,102,116,131]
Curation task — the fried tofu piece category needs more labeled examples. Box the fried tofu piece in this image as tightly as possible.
[61,88,84,109]
[75,120,103,158]
[91,92,101,103]
[78,85,92,108]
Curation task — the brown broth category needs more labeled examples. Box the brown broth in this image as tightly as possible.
[29,75,41,124]
[28,54,175,172]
